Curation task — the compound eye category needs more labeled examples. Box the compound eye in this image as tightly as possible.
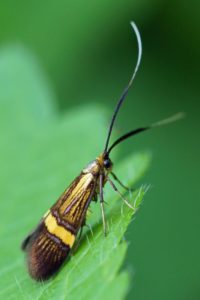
[104,158,112,169]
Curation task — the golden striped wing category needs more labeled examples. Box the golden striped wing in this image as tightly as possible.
[22,171,97,281]
[51,172,97,230]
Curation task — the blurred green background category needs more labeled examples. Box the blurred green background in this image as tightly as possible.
[0,0,199,299]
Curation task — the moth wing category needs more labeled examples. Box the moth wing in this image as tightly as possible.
[22,172,97,280]
[23,219,70,281]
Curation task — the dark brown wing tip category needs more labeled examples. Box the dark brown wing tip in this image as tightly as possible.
[25,224,70,281]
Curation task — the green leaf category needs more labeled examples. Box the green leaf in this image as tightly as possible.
[0,46,151,300]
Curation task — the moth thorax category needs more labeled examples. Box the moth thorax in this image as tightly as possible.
[82,160,101,175]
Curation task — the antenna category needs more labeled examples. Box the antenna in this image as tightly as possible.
[104,21,142,153]
[107,112,185,154]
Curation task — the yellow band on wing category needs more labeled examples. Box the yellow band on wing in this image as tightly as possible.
[45,213,75,247]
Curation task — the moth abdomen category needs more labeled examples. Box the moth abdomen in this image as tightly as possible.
[24,213,76,281]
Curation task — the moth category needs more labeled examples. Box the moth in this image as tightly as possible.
[22,22,184,281]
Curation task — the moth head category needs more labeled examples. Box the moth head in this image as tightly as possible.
[103,155,113,171]
[96,153,113,172]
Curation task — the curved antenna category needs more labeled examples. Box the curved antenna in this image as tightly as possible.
[103,21,142,153]
[107,112,185,154]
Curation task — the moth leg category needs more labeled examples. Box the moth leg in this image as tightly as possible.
[110,172,134,192]
[92,191,98,202]
[99,173,107,236]
[21,234,32,251]
[107,177,134,210]
[21,220,43,251]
